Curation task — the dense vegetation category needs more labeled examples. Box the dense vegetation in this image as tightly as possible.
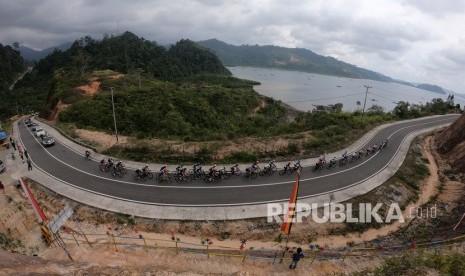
[59,74,289,141]
[0,43,27,121]
[0,32,233,121]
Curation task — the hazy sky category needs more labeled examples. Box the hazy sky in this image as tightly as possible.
[1,0,464,92]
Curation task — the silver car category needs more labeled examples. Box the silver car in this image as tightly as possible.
[41,135,55,147]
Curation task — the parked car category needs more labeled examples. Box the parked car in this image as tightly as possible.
[0,160,5,173]
[41,135,55,147]
[35,127,46,137]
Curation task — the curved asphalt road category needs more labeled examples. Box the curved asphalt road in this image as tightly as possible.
[18,115,458,207]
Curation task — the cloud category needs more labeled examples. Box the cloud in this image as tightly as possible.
[0,0,464,92]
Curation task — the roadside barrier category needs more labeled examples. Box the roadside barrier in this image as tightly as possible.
[56,227,465,264]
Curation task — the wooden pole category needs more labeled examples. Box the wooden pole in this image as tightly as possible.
[242,249,248,263]
[71,232,79,246]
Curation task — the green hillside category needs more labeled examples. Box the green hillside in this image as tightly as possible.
[0,32,292,141]
[0,43,26,119]
[197,39,394,81]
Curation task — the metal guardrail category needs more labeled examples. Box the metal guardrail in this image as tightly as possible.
[57,229,465,265]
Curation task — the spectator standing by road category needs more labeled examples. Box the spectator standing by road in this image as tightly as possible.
[19,151,24,163]
[289,247,304,269]
[27,159,32,171]
[11,139,16,151]
[24,150,29,159]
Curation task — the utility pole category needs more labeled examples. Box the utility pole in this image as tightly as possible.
[360,85,372,125]
[110,87,119,143]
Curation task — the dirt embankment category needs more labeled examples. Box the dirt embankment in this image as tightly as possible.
[435,111,465,173]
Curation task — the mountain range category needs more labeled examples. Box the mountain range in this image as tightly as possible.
[197,39,448,95]
[19,42,73,62]
[18,38,448,95]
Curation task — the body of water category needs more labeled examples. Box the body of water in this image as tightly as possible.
[229,66,465,112]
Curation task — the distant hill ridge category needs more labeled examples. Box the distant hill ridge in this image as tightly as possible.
[14,36,447,95]
[196,38,446,95]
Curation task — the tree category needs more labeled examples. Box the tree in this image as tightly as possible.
[367,104,384,115]
[393,101,410,119]
[426,98,448,114]
[446,94,455,108]
[71,49,90,79]
[329,103,343,113]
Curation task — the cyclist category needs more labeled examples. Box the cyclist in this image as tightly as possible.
[351,152,358,162]
[253,160,260,171]
[372,144,377,153]
[342,151,349,161]
[115,160,124,170]
[207,164,218,181]
[209,164,218,177]
[293,160,301,171]
[282,162,291,174]
[358,149,364,158]
[329,157,337,167]
[158,165,166,176]
[193,163,202,174]
[230,164,240,174]
[319,154,326,164]
[264,160,275,173]
[107,157,115,168]
[176,164,184,176]
[85,150,91,159]
[141,164,150,176]
[382,139,389,148]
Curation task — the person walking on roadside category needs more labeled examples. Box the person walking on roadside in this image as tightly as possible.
[19,151,24,163]
[289,247,304,269]
[11,139,16,151]
[27,158,33,171]
[18,145,23,154]
[24,149,29,160]
[0,181,4,194]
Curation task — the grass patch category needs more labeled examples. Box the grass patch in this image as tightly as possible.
[355,251,465,276]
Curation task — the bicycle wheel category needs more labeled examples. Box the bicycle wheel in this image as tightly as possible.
[251,171,258,179]
[147,172,154,179]
[234,169,242,176]
[121,167,127,174]
[132,172,139,180]
[174,175,181,182]
[278,169,286,176]
[117,169,124,178]
[222,172,231,180]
